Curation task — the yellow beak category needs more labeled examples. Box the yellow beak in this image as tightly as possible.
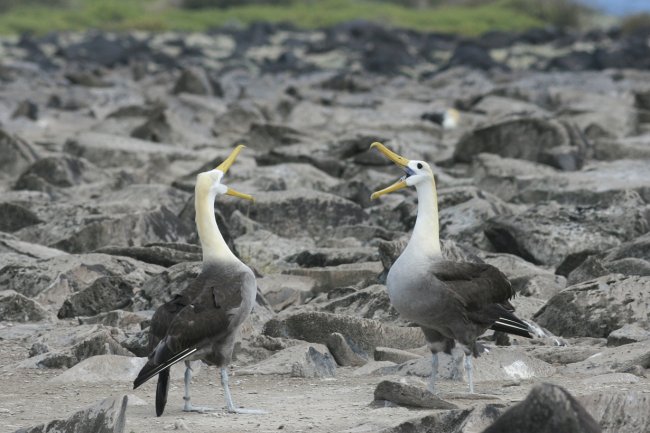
[369,141,411,200]
[226,187,254,203]
[216,144,246,174]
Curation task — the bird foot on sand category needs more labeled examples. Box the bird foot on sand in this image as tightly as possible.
[226,406,267,414]
[183,403,217,413]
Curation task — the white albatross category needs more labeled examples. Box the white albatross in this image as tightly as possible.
[133,145,264,415]
[369,141,532,394]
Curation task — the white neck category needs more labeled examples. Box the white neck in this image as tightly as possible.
[195,181,237,263]
[404,178,441,257]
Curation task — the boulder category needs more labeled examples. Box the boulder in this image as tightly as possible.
[562,341,650,376]
[533,275,650,338]
[243,123,306,151]
[481,383,601,433]
[374,347,422,364]
[374,380,458,409]
[607,324,650,347]
[326,332,367,367]
[78,310,152,330]
[58,276,135,319]
[283,262,382,295]
[579,390,650,433]
[94,243,202,267]
[172,67,217,96]
[256,274,317,311]
[263,311,426,358]
[285,247,377,268]
[379,403,508,433]
[454,116,582,170]
[14,155,103,191]
[0,203,41,233]
[136,261,202,309]
[319,284,400,322]
[50,355,147,383]
[484,196,648,267]
[0,253,163,306]
[482,253,565,299]
[0,128,39,178]
[594,134,650,161]
[130,109,174,143]
[0,290,50,322]
[13,395,127,433]
[220,190,366,238]
[237,343,336,378]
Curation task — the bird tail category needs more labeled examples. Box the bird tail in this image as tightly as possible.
[133,344,197,390]
[491,309,533,338]
[155,369,170,417]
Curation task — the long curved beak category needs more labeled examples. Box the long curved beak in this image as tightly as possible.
[225,187,254,202]
[216,144,246,174]
[369,142,411,200]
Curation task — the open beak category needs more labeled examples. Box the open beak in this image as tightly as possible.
[216,145,254,202]
[216,144,246,174]
[226,187,254,202]
[369,142,411,200]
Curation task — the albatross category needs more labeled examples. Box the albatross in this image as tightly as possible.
[369,141,532,394]
[133,145,264,415]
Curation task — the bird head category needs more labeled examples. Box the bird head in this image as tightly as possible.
[369,141,434,200]
[197,144,254,202]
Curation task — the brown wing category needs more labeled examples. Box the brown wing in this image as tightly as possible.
[430,261,515,311]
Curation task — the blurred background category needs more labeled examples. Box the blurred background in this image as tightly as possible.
[0,0,649,36]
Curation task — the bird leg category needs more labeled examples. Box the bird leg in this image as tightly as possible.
[427,352,439,394]
[464,354,474,394]
[183,361,216,413]
[449,347,464,381]
[221,368,266,414]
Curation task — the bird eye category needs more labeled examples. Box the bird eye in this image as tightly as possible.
[417,163,423,169]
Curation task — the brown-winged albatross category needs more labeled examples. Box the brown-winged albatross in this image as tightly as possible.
[133,145,264,415]
[369,141,531,394]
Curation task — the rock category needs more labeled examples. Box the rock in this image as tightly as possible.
[374,347,421,364]
[172,67,217,96]
[94,243,202,267]
[0,253,163,306]
[263,311,425,358]
[352,360,396,376]
[14,156,102,192]
[445,41,504,71]
[0,290,50,322]
[286,247,377,268]
[562,341,650,376]
[374,380,459,409]
[527,346,602,365]
[0,202,41,232]
[57,276,135,319]
[243,123,305,151]
[0,233,66,263]
[533,275,650,338]
[283,262,382,295]
[319,284,400,322]
[607,324,650,347]
[12,100,39,120]
[50,355,146,383]
[30,328,133,369]
[0,129,39,178]
[482,253,565,299]
[454,116,582,170]
[386,347,554,383]
[484,196,648,267]
[594,134,650,160]
[327,332,367,367]
[13,395,127,433]
[130,109,174,143]
[481,383,601,433]
[237,343,336,378]
[220,190,366,238]
[579,390,650,433]
[136,261,202,309]
[379,403,508,433]
[256,274,316,311]
[78,310,152,330]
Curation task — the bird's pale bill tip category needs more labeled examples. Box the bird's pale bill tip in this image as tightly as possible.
[370,179,407,200]
[216,145,246,173]
[226,187,254,202]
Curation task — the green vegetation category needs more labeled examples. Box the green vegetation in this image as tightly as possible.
[0,0,591,36]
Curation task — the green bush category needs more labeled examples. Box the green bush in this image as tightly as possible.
[621,13,650,36]
[0,0,67,12]
[181,0,294,9]
[501,0,589,29]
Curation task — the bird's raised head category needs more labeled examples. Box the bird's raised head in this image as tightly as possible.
[369,141,434,200]
[197,144,254,202]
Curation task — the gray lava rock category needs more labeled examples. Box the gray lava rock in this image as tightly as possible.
[94,243,202,267]
[607,324,650,347]
[263,311,425,358]
[484,196,649,267]
[286,247,377,268]
[172,67,217,96]
[454,116,582,170]
[374,347,421,364]
[562,340,650,377]
[481,383,601,433]
[320,284,400,322]
[136,261,202,309]
[244,123,305,150]
[57,277,135,319]
[130,109,173,143]
[283,262,382,295]
[579,390,650,433]
[483,253,565,299]
[374,380,458,409]
[327,332,367,366]
[14,155,102,191]
[0,129,39,179]
[0,290,50,322]
[13,395,127,433]
[237,343,337,378]
[78,310,152,330]
[534,275,650,338]
[220,189,366,238]
[379,403,507,433]
[0,202,41,232]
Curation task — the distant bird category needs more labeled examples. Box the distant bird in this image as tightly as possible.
[421,108,460,130]
[369,141,531,394]
[133,145,264,415]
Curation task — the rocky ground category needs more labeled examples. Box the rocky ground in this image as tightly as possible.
[1,22,650,433]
